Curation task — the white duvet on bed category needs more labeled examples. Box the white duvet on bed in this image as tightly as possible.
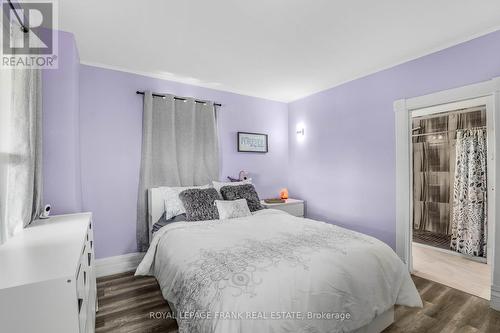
[136,209,422,333]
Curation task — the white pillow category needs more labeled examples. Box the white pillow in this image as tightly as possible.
[212,179,252,196]
[215,199,251,220]
[163,185,210,220]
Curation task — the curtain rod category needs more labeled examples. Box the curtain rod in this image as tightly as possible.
[7,0,29,33]
[412,126,487,138]
[136,91,222,107]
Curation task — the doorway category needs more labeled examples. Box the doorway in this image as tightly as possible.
[395,80,500,308]
[409,101,491,298]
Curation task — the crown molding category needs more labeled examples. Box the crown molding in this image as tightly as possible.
[81,26,500,104]
[79,61,287,104]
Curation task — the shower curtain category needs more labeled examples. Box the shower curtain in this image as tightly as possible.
[450,129,487,257]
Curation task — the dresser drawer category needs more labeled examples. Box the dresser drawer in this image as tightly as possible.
[76,261,85,299]
[78,297,88,333]
[0,213,95,333]
[77,220,95,333]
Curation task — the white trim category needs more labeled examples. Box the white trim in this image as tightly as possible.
[485,96,496,267]
[493,79,500,311]
[395,77,500,309]
[95,252,145,278]
[405,80,500,111]
[492,285,500,311]
[411,96,490,118]
[394,99,411,268]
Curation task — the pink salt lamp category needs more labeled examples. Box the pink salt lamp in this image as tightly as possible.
[280,188,289,200]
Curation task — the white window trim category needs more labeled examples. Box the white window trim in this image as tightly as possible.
[394,77,500,310]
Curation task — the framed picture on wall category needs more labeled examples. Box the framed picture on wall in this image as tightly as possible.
[237,132,268,153]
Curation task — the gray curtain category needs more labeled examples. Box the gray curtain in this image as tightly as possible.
[136,92,219,251]
[0,68,43,245]
[450,129,487,257]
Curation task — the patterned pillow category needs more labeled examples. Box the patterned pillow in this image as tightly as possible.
[179,188,220,221]
[215,199,251,220]
[212,179,252,196]
[161,185,210,220]
[220,184,263,212]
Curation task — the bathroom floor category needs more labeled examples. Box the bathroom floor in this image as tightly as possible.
[412,230,451,250]
[412,243,490,299]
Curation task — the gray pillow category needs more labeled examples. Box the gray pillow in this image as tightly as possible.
[152,213,186,233]
[179,188,220,221]
[220,184,263,212]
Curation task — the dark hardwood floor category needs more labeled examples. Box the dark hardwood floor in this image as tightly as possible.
[385,275,500,333]
[96,272,176,333]
[96,272,500,333]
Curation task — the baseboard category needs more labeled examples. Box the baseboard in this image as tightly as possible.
[491,285,500,311]
[95,252,145,278]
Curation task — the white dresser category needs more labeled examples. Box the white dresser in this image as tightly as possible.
[0,213,97,333]
[260,198,305,217]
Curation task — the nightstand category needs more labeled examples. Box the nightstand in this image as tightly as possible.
[260,198,305,217]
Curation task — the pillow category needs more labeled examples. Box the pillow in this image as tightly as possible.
[179,188,220,221]
[151,213,186,234]
[162,185,210,220]
[215,199,251,220]
[220,184,263,212]
[212,179,252,196]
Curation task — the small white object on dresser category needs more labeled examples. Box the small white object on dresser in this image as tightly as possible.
[260,198,305,217]
[0,213,97,333]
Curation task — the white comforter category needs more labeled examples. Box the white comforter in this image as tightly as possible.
[136,209,422,333]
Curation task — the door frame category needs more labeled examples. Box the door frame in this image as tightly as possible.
[394,77,500,309]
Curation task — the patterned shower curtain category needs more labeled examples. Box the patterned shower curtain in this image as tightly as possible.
[450,129,487,257]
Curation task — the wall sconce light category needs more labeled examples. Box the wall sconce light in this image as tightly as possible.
[296,123,305,141]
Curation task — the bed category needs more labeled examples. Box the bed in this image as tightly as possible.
[136,187,422,333]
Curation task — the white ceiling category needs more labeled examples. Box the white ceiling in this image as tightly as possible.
[59,0,500,102]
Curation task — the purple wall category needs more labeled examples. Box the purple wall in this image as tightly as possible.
[42,31,82,215]
[79,66,288,258]
[288,30,500,248]
[43,29,500,259]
